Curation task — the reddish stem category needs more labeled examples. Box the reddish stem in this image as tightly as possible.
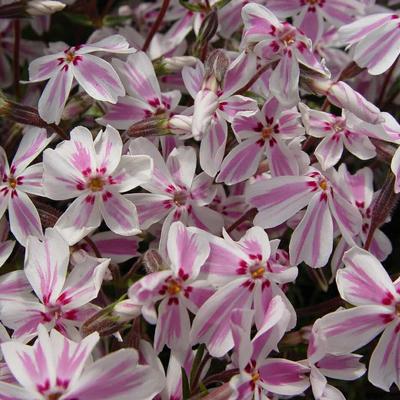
[235,62,271,95]
[142,0,170,52]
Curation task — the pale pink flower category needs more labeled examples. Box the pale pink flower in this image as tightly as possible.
[0,324,165,399]
[182,51,258,176]
[0,127,54,245]
[191,226,297,357]
[391,145,400,193]
[43,125,153,245]
[242,3,327,105]
[128,221,214,362]
[228,298,310,400]
[0,217,15,269]
[331,165,392,276]
[97,51,181,130]
[246,167,362,268]
[127,137,224,236]
[267,0,365,44]
[318,247,400,391]
[300,104,384,170]
[304,320,366,400]
[217,97,305,184]
[1,229,110,341]
[28,35,135,124]
[338,12,400,75]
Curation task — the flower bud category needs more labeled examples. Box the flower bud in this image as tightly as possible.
[168,114,192,136]
[197,9,218,44]
[143,249,166,273]
[203,49,230,91]
[26,0,65,16]
[122,116,169,141]
[161,56,198,73]
[62,93,93,121]
[113,299,142,322]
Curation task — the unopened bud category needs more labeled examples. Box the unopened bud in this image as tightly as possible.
[26,0,65,16]
[161,56,198,73]
[143,249,166,273]
[203,49,230,90]
[35,200,62,228]
[168,114,192,136]
[81,305,127,338]
[122,116,169,141]
[113,299,142,322]
[197,9,218,44]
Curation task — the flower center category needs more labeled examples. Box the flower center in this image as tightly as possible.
[65,51,75,63]
[88,176,105,192]
[251,371,260,383]
[173,190,188,206]
[8,177,17,189]
[167,279,182,295]
[47,393,63,400]
[261,126,273,139]
[250,264,265,279]
[396,303,400,317]
[319,179,328,191]
[280,26,297,46]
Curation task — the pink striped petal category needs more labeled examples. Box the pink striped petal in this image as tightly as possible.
[73,54,124,103]
[247,176,315,228]
[1,325,54,393]
[266,136,300,176]
[99,192,140,236]
[0,270,31,301]
[290,193,333,268]
[125,193,171,229]
[97,96,153,130]
[191,279,253,357]
[28,53,61,82]
[269,52,299,107]
[167,221,209,280]
[154,297,190,359]
[11,128,54,175]
[223,52,257,97]
[318,305,389,354]
[18,164,44,196]
[8,191,42,246]
[66,349,165,400]
[129,138,174,194]
[78,35,134,54]
[368,319,400,391]
[167,146,196,190]
[199,118,227,177]
[112,51,161,101]
[317,354,366,381]
[25,229,69,305]
[182,61,204,99]
[217,95,258,123]
[38,68,74,124]
[217,138,263,185]
[258,359,310,396]
[339,247,397,307]
[93,125,122,175]
[315,134,344,170]
[190,172,216,205]
[60,254,109,309]
[89,231,140,263]
[391,146,400,193]
[187,205,224,235]
[192,90,219,140]
[55,194,102,245]
[328,191,362,244]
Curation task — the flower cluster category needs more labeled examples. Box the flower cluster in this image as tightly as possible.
[0,0,400,399]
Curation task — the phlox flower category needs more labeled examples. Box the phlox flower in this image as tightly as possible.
[43,125,153,245]
[303,319,366,400]
[28,34,135,124]
[228,298,310,400]
[331,165,392,276]
[182,51,258,176]
[217,97,305,184]
[0,127,54,245]
[97,51,181,130]
[191,226,297,357]
[267,0,365,44]
[318,247,400,391]
[127,221,214,362]
[241,3,327,106]
[1,229,110,341]
[127,137,224,237]
[246,166,362,268]
[338,11,400,75]
[0,324,165,399]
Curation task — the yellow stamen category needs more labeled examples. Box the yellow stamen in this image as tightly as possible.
[88,177,105,192]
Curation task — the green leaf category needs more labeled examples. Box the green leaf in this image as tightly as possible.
[190,343,205,389]
[182,367,191,400]
[63,13,94,27]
